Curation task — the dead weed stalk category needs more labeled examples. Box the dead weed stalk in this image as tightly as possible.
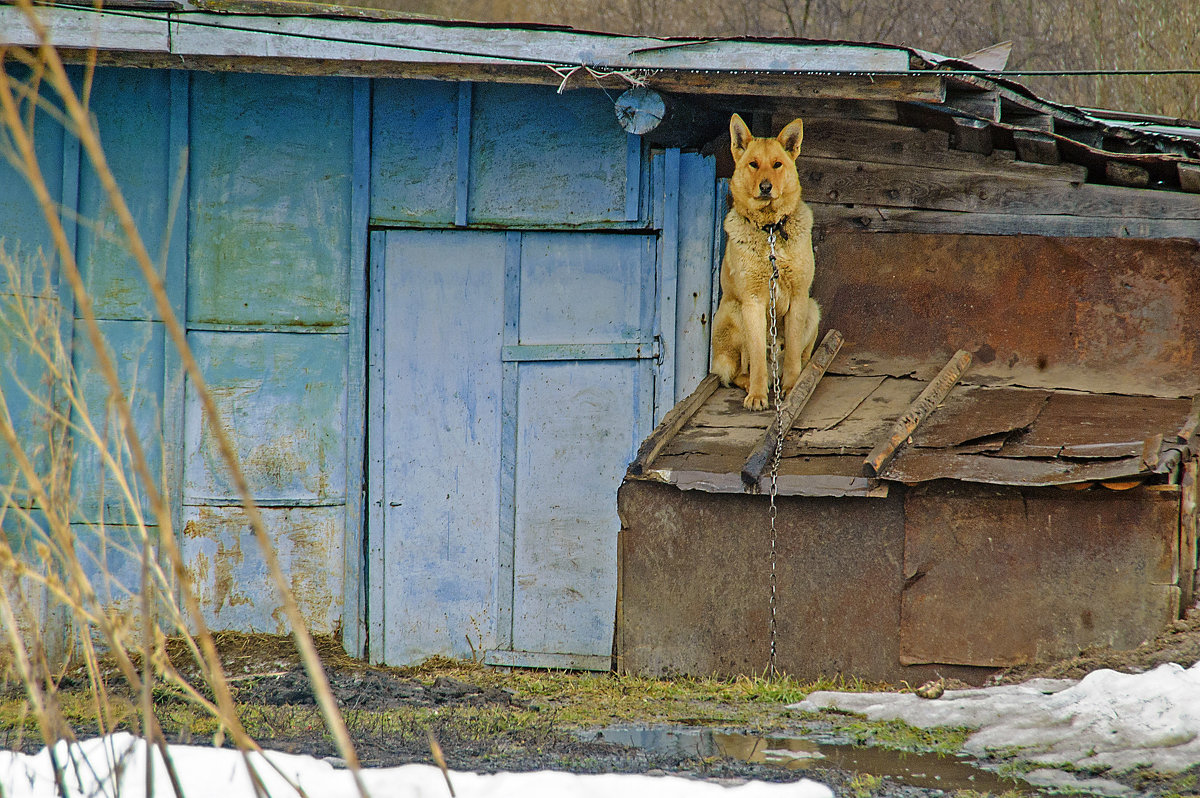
[0,8,367,795]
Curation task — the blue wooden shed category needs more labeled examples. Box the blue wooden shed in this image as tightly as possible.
[3,4,1198,673]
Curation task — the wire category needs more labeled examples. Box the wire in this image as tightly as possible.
[19,2,1200,80]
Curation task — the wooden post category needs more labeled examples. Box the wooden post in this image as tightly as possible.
[626,374,720,477]
[863,349,972,477]
[1182,458,1197,612]
[741,329,844,490]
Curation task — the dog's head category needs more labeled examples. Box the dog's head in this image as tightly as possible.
[728,114,805,225]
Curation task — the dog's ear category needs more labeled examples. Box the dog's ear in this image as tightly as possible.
[730,114,753,161]
[777,118,804,159]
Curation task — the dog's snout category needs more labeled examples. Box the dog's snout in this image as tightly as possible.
[758,179,773,196]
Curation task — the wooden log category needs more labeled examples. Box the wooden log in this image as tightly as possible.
[626,374,720,477]
[1106,160,1151,188]
[740,329,844,491]
[863,349,972,477]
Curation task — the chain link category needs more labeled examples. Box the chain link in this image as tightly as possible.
[766,227,784,679]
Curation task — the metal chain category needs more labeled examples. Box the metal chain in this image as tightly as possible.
[766,227,784,679]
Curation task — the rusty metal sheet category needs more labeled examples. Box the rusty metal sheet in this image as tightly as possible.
[812,232,1200,397]
[900,483,1180,668]
[884,449,1146,486]
[792,377,925,451]
[617,480,911,681]
[1000,392,1193,458]
[794,374,887,431]
[909,386,1050,448]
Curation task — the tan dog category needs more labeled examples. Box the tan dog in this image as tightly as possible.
[711,114,820,410]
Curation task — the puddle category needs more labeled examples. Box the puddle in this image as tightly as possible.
[586,726,1027,794]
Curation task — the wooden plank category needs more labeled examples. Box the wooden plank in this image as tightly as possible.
[9,8,912,75]
[627,374,719,476]
[741,329,843,489]
[1182,458,1198,609]
[1180,164,1200,194]
[951,118,993,155]
[812,204,1200,239]
[794,122,1086,182]
[865,350,972,477]
[771,99,899,123]
[799,156,1200,219]
[1011,130,1060,164]
[944,87,998,122]
[648,73,944,103]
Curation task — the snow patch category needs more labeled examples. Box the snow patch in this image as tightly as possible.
[0,733,835,798]
[792,662,1200,774]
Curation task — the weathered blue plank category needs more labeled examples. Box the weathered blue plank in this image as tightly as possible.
[674,151,718,399]
[366,230,389,663]
[183,331,347,503]
[511,359,646,655]
[375,229,506,665]
[0,295,59,478]
[163,68,191,568]
[468,84,634,225]
[343,76,371,657]
[369,79,459,226]
[517,232,655,345]
[455,82,471,227]
[655,148,681,417]
[69,319,165,522]
[72,521,156,612]
[181,504,344,635]
[76,66,171,320]
[188,72,352,326]
[0,66,65,288]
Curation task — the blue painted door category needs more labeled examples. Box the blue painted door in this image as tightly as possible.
[369,229,660,667]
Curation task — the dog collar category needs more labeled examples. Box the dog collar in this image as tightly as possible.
[761,217,790,240]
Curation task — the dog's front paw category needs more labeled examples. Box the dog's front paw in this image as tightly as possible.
[743,391,768,411]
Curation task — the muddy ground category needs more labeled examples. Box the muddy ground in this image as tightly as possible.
[21,609,1200,797]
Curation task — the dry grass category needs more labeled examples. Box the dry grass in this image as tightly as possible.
[0,7,369,793]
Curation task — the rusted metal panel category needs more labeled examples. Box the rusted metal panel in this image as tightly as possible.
[900,483,1180,667]
[812,233,1200,397]
[792,377,925,452]
[182,505,344,635]
[909,385,1050,447]
[999,392,1193,458]
[617,479,909,681]
[884,449,1147,487]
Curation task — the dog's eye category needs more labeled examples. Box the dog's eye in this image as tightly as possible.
[749,160,758,169]
[773,161,782,169]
